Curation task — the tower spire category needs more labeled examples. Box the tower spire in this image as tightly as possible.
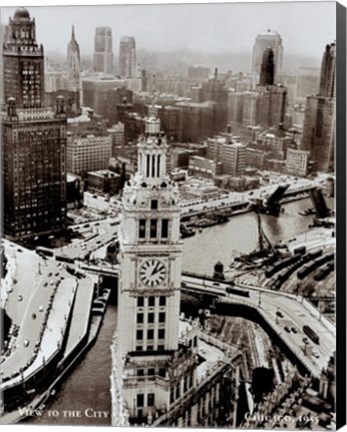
[71,24,75,40]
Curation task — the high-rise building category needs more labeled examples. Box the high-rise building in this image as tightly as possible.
[2,8,67,239]
[119,36,137,78]
[252,30,283,82]
[111,116,238,427]
[93,27,114,75]
[301,43,336,172]
[294,67,320,104]
[67,25,82,108]
[319,43,336,98]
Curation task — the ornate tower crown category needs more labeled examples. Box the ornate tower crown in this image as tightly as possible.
[136,117,168,184]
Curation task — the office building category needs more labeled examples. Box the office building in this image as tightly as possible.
[119,36,137,78]
[66,133,112,175]
[286,148,310,177]
[93,27,114,75]
[82,76,130,125]
[301,43,336,172]
[252,29,283,82]
[2,8,67,239]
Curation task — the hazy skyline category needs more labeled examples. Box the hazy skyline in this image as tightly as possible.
[1,2,335,64]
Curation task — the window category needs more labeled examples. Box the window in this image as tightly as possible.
[136,345,143,351]
[139,219,146,239]
[150,219,157,238]
[137,369,144,376]
[158,329,165,339]
[159,368,166,378]
[148,393,155,407]
[148,296,155,307]
[158,345,164,351]
[159,296,166,306]
[159,312,165,323]
[137,330,143,340]
[161,219,169,238]
[148,313,155,323]
[137,313,144,324]
[147,329,154,340]
[137,394,144,407]
[151,199,158,210]
[137,297,144,307]
[147,345,154,351]
[148,368,155,376]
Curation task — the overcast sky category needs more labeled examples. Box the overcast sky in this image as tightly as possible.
[1,2,335,59]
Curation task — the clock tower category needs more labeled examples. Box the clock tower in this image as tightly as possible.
[116,116,192,422]
[112,116,238,427]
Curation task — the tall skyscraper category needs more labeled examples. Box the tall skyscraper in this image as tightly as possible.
[2,8,67,239]
[67,25,82,107]
[252,29,283,82]
[93,27,114,75]
[301,43,336,172]
[111,116,237,427]
[319,43,336,98]
[119,36,137,78]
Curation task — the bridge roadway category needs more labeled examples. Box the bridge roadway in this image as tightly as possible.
[74,262,334,378]
[181,274,335,378]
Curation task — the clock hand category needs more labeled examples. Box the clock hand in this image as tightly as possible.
[151,262,160,276]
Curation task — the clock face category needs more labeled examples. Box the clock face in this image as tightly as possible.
[139,259,166,287]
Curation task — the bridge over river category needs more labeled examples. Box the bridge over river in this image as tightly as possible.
[75,261,335,378]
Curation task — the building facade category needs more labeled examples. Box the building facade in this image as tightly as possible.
[119,36,137,78]
[301,43,336,172]
[93,27,114,75]
[286,148,310,177]
[111,117,237,427]
[2,8,67,239]
[66,133,112,175]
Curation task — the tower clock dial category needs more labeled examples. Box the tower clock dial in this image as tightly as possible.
[139,259,166,287]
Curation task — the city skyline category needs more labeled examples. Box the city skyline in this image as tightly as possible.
[1,2,335,66]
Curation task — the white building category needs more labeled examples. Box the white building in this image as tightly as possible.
[66,133,112,175]
[111,117,241,427]
[286,148,310,177]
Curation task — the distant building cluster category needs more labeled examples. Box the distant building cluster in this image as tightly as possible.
[1,6,335,236]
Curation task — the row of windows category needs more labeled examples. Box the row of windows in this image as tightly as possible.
[137,311,165,324]
[136,328,165,341]
[136,344,164,352]
[137,296,166,307]
[139,219,169,239]
[136,367,166,378]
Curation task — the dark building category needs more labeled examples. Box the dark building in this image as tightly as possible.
[2,8,67,239]
[319,43,336,98]
[301,43,335,172]
[118,36,137,78]
[82,77,132,125]
[259,48,275,87]
[93,27,114,75]
[200,69,229,134]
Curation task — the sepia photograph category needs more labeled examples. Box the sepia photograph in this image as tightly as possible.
[0,0,344,429]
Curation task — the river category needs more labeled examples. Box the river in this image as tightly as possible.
[30,197,333,426]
